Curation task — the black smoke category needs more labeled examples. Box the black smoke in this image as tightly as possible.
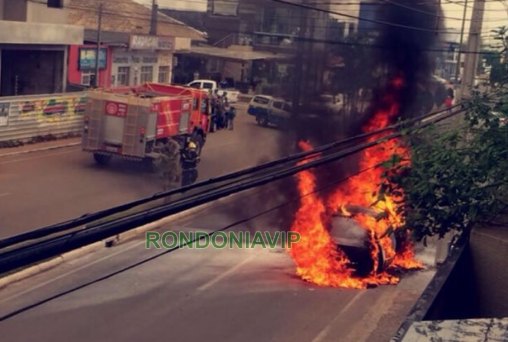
[220,1,445,231]
[373,0,445,119]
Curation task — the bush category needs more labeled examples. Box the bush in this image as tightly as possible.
[380,92,508,241]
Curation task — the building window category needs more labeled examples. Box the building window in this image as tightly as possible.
[47,0,63,8]
[81,71,94,86]
[140,66,153,83]
[158,66,170,83]
[117,66,130,86]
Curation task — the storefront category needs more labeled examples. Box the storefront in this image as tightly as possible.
[0,45,67,96]
[67,44,113,88]
[110,35,174,87]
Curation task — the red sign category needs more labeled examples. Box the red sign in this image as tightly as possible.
[105,101,128,117]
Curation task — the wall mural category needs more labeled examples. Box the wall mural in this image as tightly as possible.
[12,95,87,123]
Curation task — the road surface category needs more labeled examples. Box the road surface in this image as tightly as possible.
[0,191,437,342]
[0,104,285,237]
[0,103,438,341]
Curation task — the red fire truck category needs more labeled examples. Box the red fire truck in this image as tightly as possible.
[82,83,209,166]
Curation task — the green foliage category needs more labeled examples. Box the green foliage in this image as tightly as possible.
[377,26,508,241]
[381,96,508,241]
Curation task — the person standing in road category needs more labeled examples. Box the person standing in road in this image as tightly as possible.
[226,106,236,130]
[210,89,220,132]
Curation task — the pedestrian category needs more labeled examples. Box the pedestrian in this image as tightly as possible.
[226,106,236,130]
[209,90,220,132]
[444,95,453,113]
[217,94,226,129]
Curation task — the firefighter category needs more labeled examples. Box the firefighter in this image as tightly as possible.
[158,139,182,192]
[181,139,199,186]
[181,139,199,169]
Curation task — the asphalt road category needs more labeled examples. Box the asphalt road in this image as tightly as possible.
[0,191,437,342]
[0,102,438,341]
[0,103,285,238]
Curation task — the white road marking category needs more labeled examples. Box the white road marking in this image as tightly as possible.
[197,254,255,292]
[0,149,78,165]
[0,240,144,304]
[311,291,366,342]
[0,193,10,198]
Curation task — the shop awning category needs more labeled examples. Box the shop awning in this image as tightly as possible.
[176,45,292,62]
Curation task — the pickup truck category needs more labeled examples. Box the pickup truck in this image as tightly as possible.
[186,79,240,103]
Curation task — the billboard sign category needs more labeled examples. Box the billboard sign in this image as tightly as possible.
[79,48,107,70]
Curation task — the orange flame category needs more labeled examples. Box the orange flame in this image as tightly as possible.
[289,76,423,288]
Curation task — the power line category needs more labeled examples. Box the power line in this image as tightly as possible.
[0,104,473,321]
[271,0,457,33]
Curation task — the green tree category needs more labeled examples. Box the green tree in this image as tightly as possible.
[378,26,508,241]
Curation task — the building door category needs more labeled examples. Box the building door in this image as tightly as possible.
[1,49,64,96]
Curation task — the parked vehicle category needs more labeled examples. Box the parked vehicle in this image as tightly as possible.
[82,83,209,166]
[186,79,240,103]
[247,95,292,128]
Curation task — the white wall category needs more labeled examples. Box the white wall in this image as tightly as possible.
[27,1,68,24]
[111,48,173,86]
[174,37,191,51]
[0,20,83,44]
[134,0,207,12]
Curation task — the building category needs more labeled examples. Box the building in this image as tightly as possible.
[67,0,205,88]
[0,0,84,96]
[164,0,343,97]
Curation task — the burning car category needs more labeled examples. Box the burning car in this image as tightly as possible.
[329,205,397,277]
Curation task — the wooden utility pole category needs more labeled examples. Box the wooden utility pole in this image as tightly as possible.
[94,2,103,88]
[460,0,486,99]
[150,0,158,35]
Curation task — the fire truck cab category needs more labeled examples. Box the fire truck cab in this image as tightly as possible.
[82,83,209,166]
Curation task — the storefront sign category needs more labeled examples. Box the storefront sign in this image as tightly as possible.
[130,35,174,51]
[79,48,107,70]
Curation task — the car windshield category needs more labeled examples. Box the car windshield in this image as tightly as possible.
[253,96,270,105]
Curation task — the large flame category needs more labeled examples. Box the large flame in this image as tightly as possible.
[289,77,423,289]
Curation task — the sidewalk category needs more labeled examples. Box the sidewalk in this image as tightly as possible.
[0,136,81,158]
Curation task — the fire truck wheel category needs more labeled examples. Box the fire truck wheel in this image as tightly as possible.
[93,153,112,166]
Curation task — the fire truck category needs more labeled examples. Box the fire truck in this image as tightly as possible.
[82,83,210,166]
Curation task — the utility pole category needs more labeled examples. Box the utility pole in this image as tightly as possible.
[455,0,469,82]
[460,0,486,100]
[94,2,103,88]
[150,0,158,35]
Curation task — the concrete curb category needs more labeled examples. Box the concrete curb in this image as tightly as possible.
[0,142,81,158]
[0,197,228,289]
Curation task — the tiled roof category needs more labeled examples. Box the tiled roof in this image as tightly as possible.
[68,0,206,41]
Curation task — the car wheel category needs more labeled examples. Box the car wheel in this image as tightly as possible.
[257,115,268,126]
[93,153,112,166]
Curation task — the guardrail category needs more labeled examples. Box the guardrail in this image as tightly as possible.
[0,92,88,143]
